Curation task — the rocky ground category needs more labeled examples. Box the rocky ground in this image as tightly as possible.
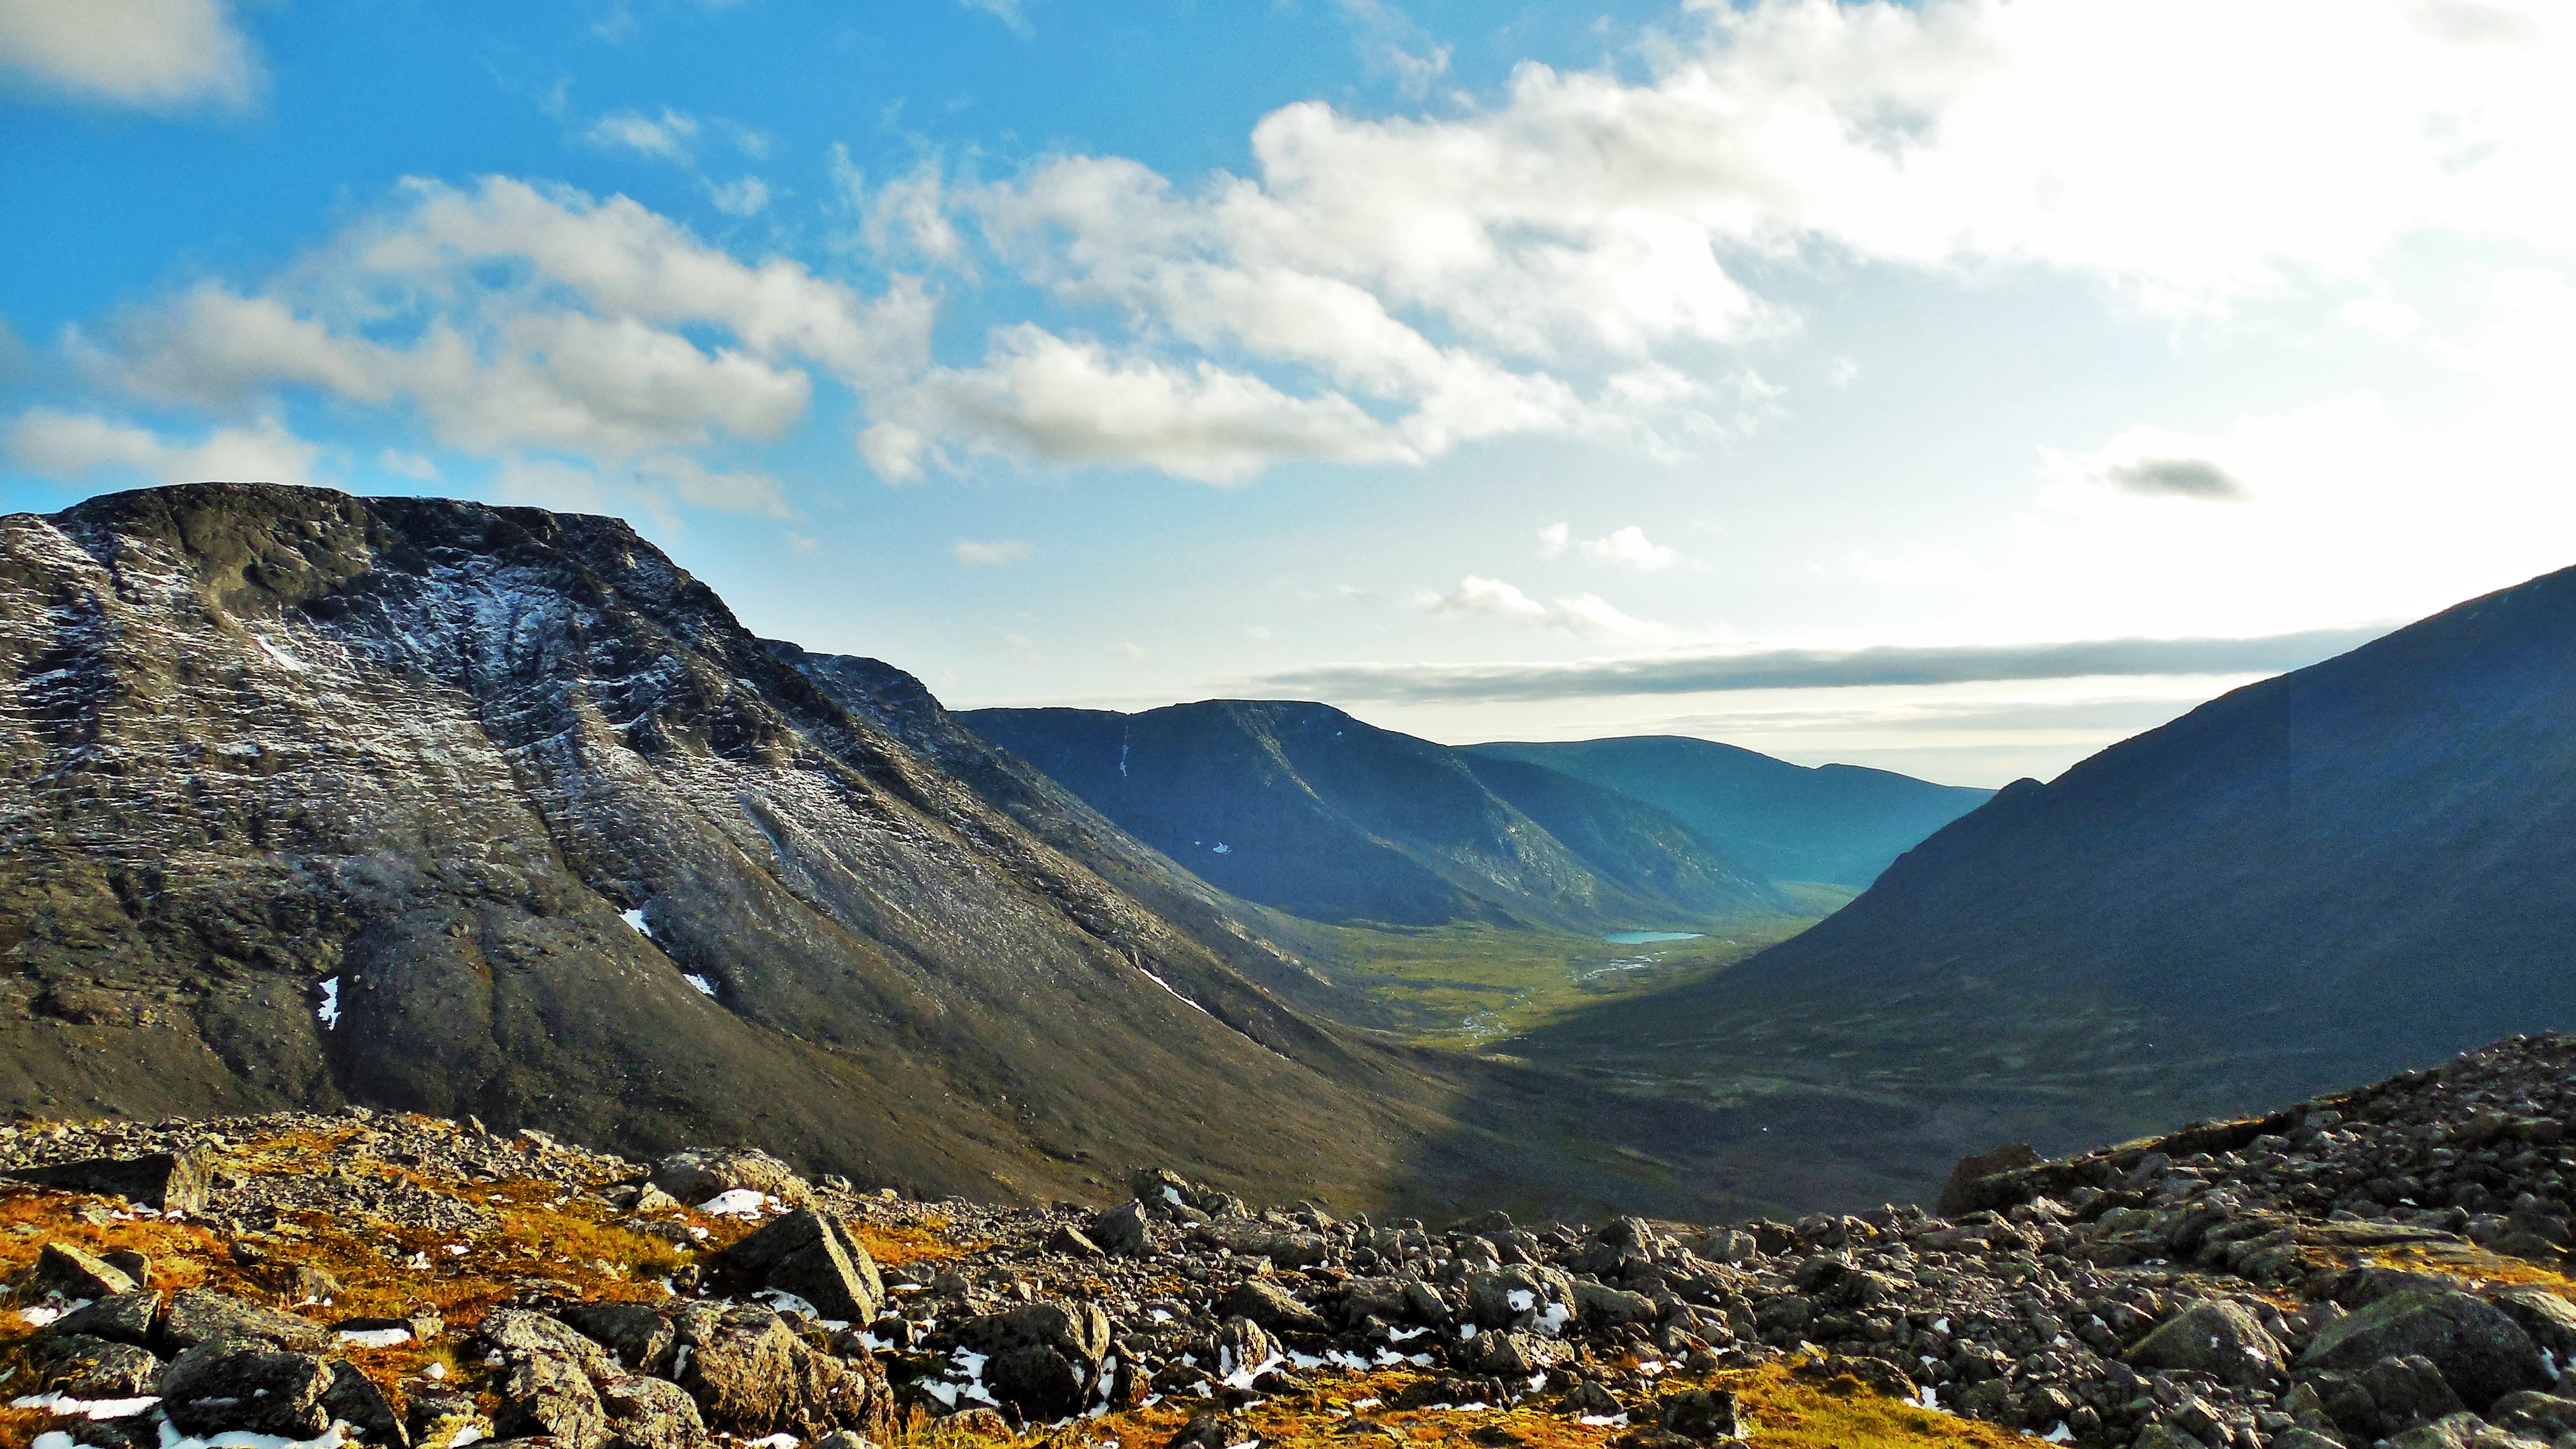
[6,1034,2576,1449]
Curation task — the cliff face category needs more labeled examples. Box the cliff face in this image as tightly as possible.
[0,483,1441,1206]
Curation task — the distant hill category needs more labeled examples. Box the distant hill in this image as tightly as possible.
[1521,564,2576,1200]
[1463,737,1991,888]
[962,700,1778,931]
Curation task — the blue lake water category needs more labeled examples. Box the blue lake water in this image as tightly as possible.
[1600,931,1704,944]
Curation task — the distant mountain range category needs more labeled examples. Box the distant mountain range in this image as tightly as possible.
[962,701,1786,931]
[1510,562,2576,1205]
[1464,736,1991,889]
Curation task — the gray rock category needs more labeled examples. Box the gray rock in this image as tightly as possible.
[326,1360,412,1449]
[1046,1224,1105,1258]
[159,1338,337,1438]
[2269,1430,2348,1449]
[2385,1410,2549,1449]
[2490,1390,2576,1441]
[1573,1279,1659,1327]
[406,1389,490,1449]
[955,1300,1112,1374]
[1090,1201,1158,1257]
[1216,1278,1329,1339]
[985,1343,1087,1419]
[158,1290,330,1353]
[718,1208,883,1323]
[2129,1424,2205,1449]
[1460,1329,1570,1377]
[598,1371,709,1449]
[562,1302,678,1377]
[2124,1299,2288,1385]
[8,1151,212,1214]
[35,1333,163,1397]
[669,1301,890,1441]
[50,1290,161,1347]
[2300,1290,2549,1409]
[1215,1316,1276,1377]
[2362,1353,2474,1431]
[648,1147,815,1210]
[2485,1286,2576,1356]
[1659,1388,1742,1442]
[32,1242,139,1299]
[492,1344,613,1449]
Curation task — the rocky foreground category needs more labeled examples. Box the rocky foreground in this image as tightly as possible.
[8,1035,2576,1449]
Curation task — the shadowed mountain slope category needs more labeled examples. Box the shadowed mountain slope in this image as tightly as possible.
[1513,563,2576,1203]
[1464,736,1991,889]
[0,483,1493,1209]
[961,700,1778,931]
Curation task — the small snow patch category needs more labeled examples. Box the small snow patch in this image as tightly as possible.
[683,974,716,998]
[15,1393,159,1420]
[18,1308,61,1328]
[700,1189,775,1217]
[316,978,340,1030]
[2043,1423,2075,1444]
[622,909,650,936]
[337,1328,410,1349]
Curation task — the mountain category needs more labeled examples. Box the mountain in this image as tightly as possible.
[960,700,1778,931]
[0,482,1491,1210]
[1462,736,1991,889]
[1510,564,2576,1201]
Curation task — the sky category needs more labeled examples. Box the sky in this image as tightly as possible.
[3,0,2572,787]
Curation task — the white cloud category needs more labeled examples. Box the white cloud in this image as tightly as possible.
[1537,522,1569,556]
[953,539,1034,566]
[79,177,929,469]
[0,0,260,111]
[6,408,319,487]
[873,326,1417,485]
[1578,524,1679,571]
[1418,575,1662,636]
[634,454,789,517]
[708,176,771,217]
[379,449,439,479]
[2099,457,2248,502]
[585,108,699,162]
[953,0,1031,36]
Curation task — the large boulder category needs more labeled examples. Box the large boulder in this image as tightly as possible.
[481,1311,615,1449]
[2485,1286,2576,1357]
[953,1301,1112,1418]
[598,1374,709,1449]
[31,1242,138,1300]
[1462,1265,1576,1331]
[35,1333,163,1397]
[562,1302,678,1377]
[985,1344,1089,1420]
[8,1151,213,1214]
[1090,1201,1158,1257]
[158,1338,337,1438]
[1573,1279,1658,1328]
[51,1290,161,1348]
[158,1290,329,1353]
[669,1301,889,1441]
[2299,1290,2549,1410]
[2125,1300,2288,1386]
[324,1361,411,1449]
[718,1208,882,1323]
[1216,1278,1329,1339]
[648,1148,815,1209]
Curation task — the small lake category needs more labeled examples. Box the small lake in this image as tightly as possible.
[1600,930,1704,944]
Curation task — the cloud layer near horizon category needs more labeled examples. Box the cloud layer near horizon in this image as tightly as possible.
[1249,625,2395,704]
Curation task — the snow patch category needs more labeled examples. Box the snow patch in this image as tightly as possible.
[683,974,716,998]
[13,1394,159,1420]
[337,1328,410,1349]
[699,1189,774,1217]
[2044,1423,2075,1443]
[315,979,340,1030]
[622,909,650,936]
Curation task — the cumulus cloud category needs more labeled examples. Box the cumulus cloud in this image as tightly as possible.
[1417,576,1662,636]
[2101,457,2249,501]
[6,408,320,487]
[953,539,1033,566]
[76,177,928,467]
[0,0,261,111]
[1579,525,1680,571]
[1538,522,1570,556]
[708,177,771,217]
[1257,626,2393,704]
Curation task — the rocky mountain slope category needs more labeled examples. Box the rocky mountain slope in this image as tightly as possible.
[9,1033,2576,1449]
[1614,562,2576,1157]
[0,482,1510,1211]
[1462,738,1991,891]
[960,702,1777,931]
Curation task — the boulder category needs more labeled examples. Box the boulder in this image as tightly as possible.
[984,1343,1088,1420]
[51,1290,161,1347]
[1462,1264,1575,1330]
[2386,1410,2547,1449]
[405,1389,491,1449]
[1217,1279,1329,1339]
[2124,1300,2288,1385]
[1659,1389,1743,1442]
[35,1333,163,1396]
[1460,1329,1570,1377]
[669,1301,890,1441]
[648,1147,815,1209]
[2360,1354,2473,1432]
[158,1338,337,1438]
[2492,1390,2576,1441]
[1573,1278,1659,1328]
[2300,1290,2549,1409]
[8,1151,212,1214]
[481,1311,617,1449]
[325,1360,411,1449]
[718,1209,882,1323]
[1090,1201,1158,1257]
[2484,1286,2576,1357]
[597,1373,710,1449]
[1045,1224,1104,1258]
[31,1242,138,1299]
[1214,1317,1276,1378]
[158,1290,330,1352]
[562,1303,678,1377]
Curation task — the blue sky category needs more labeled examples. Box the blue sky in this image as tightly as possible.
[4,0,2572,785]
